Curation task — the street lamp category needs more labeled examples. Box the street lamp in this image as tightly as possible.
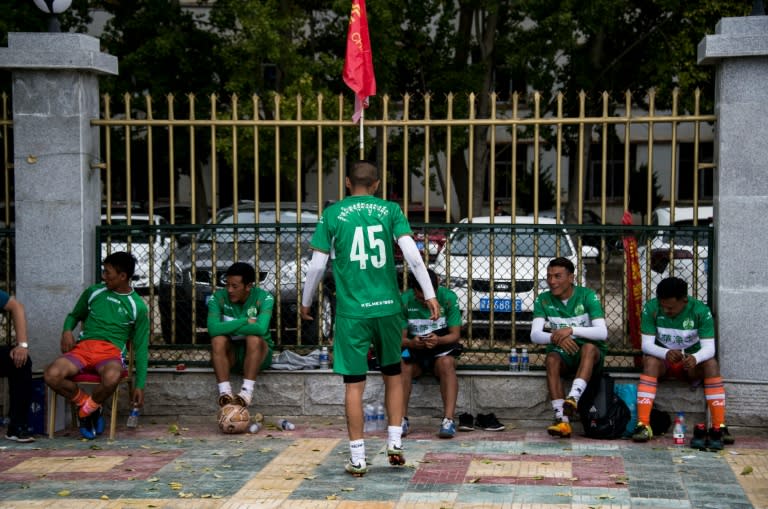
[32,0,72,32]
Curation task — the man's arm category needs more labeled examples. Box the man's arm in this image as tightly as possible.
[206,294,248,337]
[130,304,151,407]
[397,235,439,319]
[61,287,92,352]
[237,293,275,337]
[4,298,30,368]
[641,333,670,359]
[530,317,551,344]
[300,250,329,319]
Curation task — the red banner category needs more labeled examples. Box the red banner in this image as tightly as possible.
[622,211,642,363]
[343,0,376,123]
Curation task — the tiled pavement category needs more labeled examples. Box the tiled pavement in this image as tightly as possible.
[0,416,766,508]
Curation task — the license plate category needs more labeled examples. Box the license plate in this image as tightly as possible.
[479,298,521,312]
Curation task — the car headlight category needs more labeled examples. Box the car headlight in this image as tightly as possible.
[448,277,468,288]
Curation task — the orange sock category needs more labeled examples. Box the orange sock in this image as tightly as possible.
[704,376,726,428]
[636,374,658,425]
[78,396,101,419]
[71,389,89,407]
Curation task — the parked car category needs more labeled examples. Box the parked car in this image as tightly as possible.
[158,202,333,344]
[395,205,449,263]
[637,206,712,302]
[100,213,173,293]
[432,215,598,333]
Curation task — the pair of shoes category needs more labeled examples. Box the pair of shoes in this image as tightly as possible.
[689,423,726,451]
[233,392,251,407]
[563,396,578,418]
[475,413,505,431]
[4,427,36,443]
[458,412,475,432]
[218,393,234,407]
[438,417,456,439]
[401,416,410,437]
[720,424,735,445]
[387,444,406,466]
[78,408,104,440]
[706,426,724,451]
[345,458,368,476]
[632,422,653,443]
[546,419,572,438]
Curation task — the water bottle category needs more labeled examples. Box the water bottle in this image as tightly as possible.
[248,422,261,433]
[319,347,329,369]
[278,418,295,431]
[126,404,140,428]
[375,403,386,431]
[509,348,518,372]
[364,403,375,432]
[520,348,529,371]
[673,414,685,445]
[676,411,686,434]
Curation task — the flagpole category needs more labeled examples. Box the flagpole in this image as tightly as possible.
[359,109,365,159]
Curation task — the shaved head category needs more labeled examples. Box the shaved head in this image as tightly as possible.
[348,160,379,188]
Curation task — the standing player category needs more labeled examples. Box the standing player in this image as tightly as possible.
[631,277,733,450]
[301,160,439,476]
[530,257,607,438]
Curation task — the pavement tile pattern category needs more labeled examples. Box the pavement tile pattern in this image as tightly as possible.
[0,417,765,508]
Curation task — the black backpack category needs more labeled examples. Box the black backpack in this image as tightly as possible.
[578,373,631,439]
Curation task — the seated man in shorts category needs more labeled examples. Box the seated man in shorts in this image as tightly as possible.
[531,257,607,438]
[44,252,149,439]
[208,262,274,411]
[631,276,733,450]
[400,269,463,439]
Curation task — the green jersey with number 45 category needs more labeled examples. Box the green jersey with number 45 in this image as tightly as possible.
[311,195,412,318]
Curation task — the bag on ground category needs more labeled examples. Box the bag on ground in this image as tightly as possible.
[577,373,631,439]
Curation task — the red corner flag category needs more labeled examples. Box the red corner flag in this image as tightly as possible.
[343,0,376,123]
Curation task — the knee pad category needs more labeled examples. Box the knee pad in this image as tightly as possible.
[380,362,402,376]
[343,374,366,384]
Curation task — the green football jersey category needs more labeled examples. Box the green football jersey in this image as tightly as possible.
[207,286,274,346]
[640,297,714,354]
[311,195,412,318]
[533,285,606,352]
[402,286,462,337]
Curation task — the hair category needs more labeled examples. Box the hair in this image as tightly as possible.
[548,256,574,274]
[656,277,688,300]
[407,268,439,293]
[104,251,136,278]
[348,160,379,188]
[225,262,256,285]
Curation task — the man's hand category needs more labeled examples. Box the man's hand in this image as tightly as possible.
[425,298,440,321]
[132,388,145,408]
[666,349,685,364]
[681,352,697,370]
[551,327,578,354]
[299,305,314,321]
[60,331,75,353]
[9,345,28,368]
[417,333,438,349]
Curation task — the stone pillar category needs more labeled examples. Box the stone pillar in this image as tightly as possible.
[0,33,117,368]
[698,17,768,381]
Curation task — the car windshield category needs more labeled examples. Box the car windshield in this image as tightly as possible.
[198,210,319,243]
[448,228,573,257]
[660,218,713,245]
[102,217,165,242]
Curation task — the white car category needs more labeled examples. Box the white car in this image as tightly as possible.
[637,206,712,302]
[101,213,172,292]
[432,215,598,331]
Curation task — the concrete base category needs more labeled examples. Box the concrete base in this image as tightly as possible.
[131,370,766,429]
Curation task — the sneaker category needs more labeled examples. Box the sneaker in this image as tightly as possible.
[92,408,105,436]
[707,426,724,451]
[387,444,406,466]
[345,458,368,476]
[401,416,410,437]
[690,423,707,450]
[78,413,96,440]
[631,423,653,443]
[438,418,456,439]
[546,420,572,438]
[720,425,735,445]
[475,413,505,431]
[4,427,36,443]
[458,412,475,432]
[218,393,234,407]
[562,397,578,418]
[233,392,251,407]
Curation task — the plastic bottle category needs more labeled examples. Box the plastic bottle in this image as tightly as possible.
[278,418,296,431]
[126,404,140,428]
[375,403,386,431]
[520,348,529,371]
[364,403,375,432]
[676,411,686,434]
[248,422,261,433]
[509,348,518,372]
[673,414,685,445]
[319,347,329,369]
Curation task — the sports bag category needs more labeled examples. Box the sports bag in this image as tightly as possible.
[578,373,631,439]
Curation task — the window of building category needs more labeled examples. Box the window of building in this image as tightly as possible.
[678,142,714,201]
[586,142,637,202]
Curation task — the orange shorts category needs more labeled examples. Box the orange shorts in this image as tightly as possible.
[64,340,124,374]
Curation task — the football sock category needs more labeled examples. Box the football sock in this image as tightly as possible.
[71,389,89,407]
[349,439,365,465]
[218,381,233,396]
[236,389,252,406]
[637,374,658,425]
[78,396,101,419]
[704,376,726,428]
[568,378,588,402]
[387,425,403,449]
[552,399,565,421]
[239,379,255,404]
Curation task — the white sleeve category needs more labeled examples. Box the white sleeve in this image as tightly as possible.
[397,236,436,301]
[571,318,608,341]
[641,333,670,359]
[692,338,716,364]
[301,250,330,307]
[530,317,551,344]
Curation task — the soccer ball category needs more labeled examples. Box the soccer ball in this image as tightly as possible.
[218,404,250,434]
